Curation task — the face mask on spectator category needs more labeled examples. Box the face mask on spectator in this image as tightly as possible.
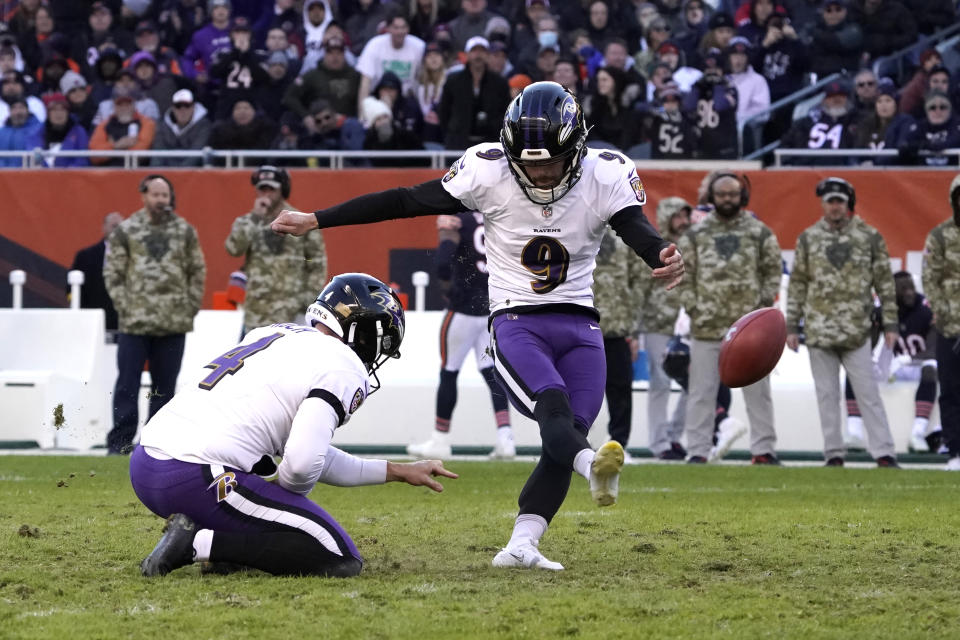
[538,31,558,48]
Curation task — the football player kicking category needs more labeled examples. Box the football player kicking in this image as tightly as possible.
[272,82,684,571]
[132,273,457,577]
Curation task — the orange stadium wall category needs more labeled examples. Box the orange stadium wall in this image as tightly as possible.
[0,168,955,309]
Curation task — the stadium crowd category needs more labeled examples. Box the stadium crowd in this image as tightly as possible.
[0,0,958,166]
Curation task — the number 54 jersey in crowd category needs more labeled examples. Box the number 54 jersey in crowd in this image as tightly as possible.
[139,323,370,472]
[440,144,647,314]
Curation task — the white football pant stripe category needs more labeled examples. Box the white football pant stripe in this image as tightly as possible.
[491,331,536,414]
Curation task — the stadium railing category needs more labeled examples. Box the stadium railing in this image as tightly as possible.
[772,147,960,167]
[871,21,960,85]
[0,148,467,170]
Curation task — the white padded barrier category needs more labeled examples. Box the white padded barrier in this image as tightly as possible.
[0,309,110,449]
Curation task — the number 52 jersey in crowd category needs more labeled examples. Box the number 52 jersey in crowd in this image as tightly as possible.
[138,323,370,472]
[440,144,648,314]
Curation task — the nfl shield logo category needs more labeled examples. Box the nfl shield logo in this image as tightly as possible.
[541,206,553,219]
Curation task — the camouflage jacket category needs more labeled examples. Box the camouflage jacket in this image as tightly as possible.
[594,228,645,337]
[104,208,206,335]
[923,218,960,338]
[678,211,782,341]
[637,197,690,335]
[225,203,328,328]
[786,216,897,350]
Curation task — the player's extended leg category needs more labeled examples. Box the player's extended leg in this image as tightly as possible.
[107,333,150,454]
[844,376,867,449]
[130,446,362,577]
[146,333,186,421]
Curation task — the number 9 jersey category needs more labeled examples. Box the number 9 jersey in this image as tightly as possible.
[441,143,648,314]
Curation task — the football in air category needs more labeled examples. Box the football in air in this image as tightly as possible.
[718,307,787,388]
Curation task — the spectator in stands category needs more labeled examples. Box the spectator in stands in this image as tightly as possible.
[94,68,160,126]
[67,211,124,334]
[695,12,736,68]
[585,1,619,47]
[300,0,333,78]
[372,70,424,139]
[643,82,697,158]
[849,0,917,63]
[73,2,136,80]
[36,54,72,96]
[180,0,233,85]
[104,175,206,455]
[909,65,953,120]
[781,0,824,41]
[0,98,42,167]
[360,95,424,165]
[408,0,445,43]
[27,93,90,168]
[345,0,393,56]
[683,48,738,159]
[635,2,662,32]
[447,0,497,54]
[851,68,878,121]
[531,43,560,82]
[553,57,582,96]
[16,5,57,74]
[516,13,561,79]
[655,41,702,92]
[356,10,425,114]
[152,88,212,167]
[899,91,960,167]
[756,12,807,142]
[88,47,125,108]
[258,52,296,123]
[209,17,270,119]
[159,0,209,55]
[89,85,157,166]
[809,0,863,78]
[726,37,769,126]
[904,0,955,35]
[737,0,777,48]
[602,38,646,109]
[7,0,43,40]
[487,40,513,78]
[583,66,631,149]
[900,49,943,118]
[0,46,17,76]
[209,98,277,162]
[634,16,672,76]
[264,26,302,76]
[263,0,303,43]
[674,0,711,64]
[132,20,183,77]
[414,41,448,146]
[0,70,45,125]
[779,79,855,165]
[644,60,673,101]
[297,98,365,158]
[853,77,914,158]
[130,52,179,116]
[437,36,509,150]
[284,36,361,134]
[61,70,97,132]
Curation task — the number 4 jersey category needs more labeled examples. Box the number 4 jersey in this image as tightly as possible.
[441,144,649,314]
[139,323,370,472]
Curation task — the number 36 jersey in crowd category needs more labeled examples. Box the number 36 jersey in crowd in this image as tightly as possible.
[139,323,370,473]
[440,144,648,314]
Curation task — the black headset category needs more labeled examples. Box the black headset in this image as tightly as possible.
[251,165,291,199]
[706,172,750,209]
[815,176,856,211]
[139,174,176,209]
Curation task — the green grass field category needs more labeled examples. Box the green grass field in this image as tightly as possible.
[2,456,960,639]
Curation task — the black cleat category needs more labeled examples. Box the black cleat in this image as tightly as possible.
[658,449,686,460]
[686,455,708,464]
[876,455,900,469]
[670,441,688,457]
[825,457,844,467]
[140,513,197,577]
[926,430,944,454]
[751,453,782,466]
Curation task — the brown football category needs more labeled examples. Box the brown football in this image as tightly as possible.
[718,308,787,388]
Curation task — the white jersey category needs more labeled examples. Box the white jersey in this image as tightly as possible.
[140,323,370,473]
[355,33,426,96]
[440,144,647,313]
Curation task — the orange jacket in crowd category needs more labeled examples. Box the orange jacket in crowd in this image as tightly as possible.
[88,113,156,165]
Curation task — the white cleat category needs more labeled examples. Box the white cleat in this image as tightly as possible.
[492,543,564,571]
[709,417,747,462]
[945,456,960,471]
[406,438,452,460]
[489,438,516,460]
[590,441,624,507]
[909,433,930,453]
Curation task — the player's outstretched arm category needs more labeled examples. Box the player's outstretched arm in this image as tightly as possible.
[386,460,459,493]
[652,243,685,290]
[272,210,319,236]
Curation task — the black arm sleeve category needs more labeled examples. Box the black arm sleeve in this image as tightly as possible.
[313,178,469,229]
[609,205,670,269]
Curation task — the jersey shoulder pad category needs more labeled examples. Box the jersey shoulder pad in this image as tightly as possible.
[586,148,633,186]
[457,142,509,187]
